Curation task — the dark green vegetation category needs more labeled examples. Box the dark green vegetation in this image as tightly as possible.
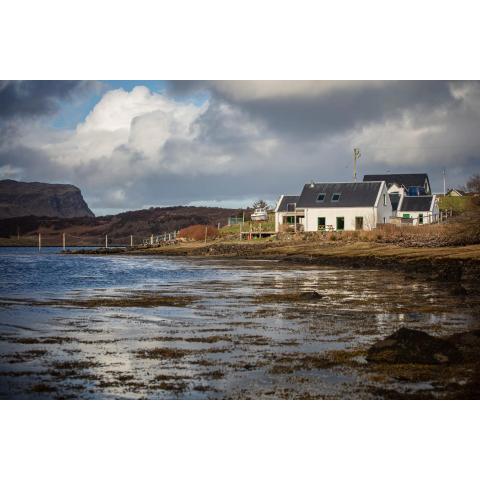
[438,195,471,214]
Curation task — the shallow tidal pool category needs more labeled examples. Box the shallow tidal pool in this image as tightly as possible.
[0,247,478,399]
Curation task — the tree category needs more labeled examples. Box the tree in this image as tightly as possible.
[466,173,480,193]
[252,199,269,210]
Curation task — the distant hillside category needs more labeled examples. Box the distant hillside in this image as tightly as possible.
[0,205,240,244]
[0,179,94,219]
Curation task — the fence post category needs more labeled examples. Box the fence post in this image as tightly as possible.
[130,235,133,247]
[105,234,108,249]
[204,226,208,243]
[38,232,41,252]
[62,232,66,251]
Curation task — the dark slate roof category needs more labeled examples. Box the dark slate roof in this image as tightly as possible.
[389,193,401,211]
[296,182,383,208]
[363,173,430,189]
[398,196,434,212]
[276,195,300,212]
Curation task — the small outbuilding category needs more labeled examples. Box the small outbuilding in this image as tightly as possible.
[274,195,303,232]
[446,188,466,197]
[397,195,439,225]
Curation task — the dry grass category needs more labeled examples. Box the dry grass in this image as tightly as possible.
[178,224,218,241]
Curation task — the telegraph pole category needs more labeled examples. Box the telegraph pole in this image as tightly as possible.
[443,168,446,196]
[353,148,361,182]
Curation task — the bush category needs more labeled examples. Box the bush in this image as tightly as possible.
[449,196,480,245]
[438,196,471,214]
[178,224,219,241]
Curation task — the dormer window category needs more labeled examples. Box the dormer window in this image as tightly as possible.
[331,193,341,202]
[316,193,326,202]
[286,203,296,212]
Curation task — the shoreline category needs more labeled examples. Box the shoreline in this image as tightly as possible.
[64,240,480,287]
[2,242,480,399]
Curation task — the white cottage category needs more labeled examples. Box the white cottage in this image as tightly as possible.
[275,181,392,232]
[397,195,439,225]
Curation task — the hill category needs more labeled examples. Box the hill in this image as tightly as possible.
[0,179,94,219]
[0,205,240,245]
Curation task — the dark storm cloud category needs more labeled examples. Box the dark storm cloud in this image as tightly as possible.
[239,82,458,138]
[0,80,93,119]
[167,80,461,139]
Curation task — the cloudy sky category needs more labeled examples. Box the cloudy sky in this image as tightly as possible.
[1,80,479,215]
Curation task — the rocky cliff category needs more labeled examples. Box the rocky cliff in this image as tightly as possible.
[0,179,94,219]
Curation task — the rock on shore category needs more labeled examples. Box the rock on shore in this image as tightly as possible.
[367,327,463,364]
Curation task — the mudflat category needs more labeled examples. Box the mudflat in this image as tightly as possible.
[1,248,479,399]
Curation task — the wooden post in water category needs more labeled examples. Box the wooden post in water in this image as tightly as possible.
[130,235,133,247]
[105,234,108,249]
[38,232,41,251]
[62,232,66,251]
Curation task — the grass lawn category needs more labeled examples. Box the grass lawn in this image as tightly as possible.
[219,213,275,236]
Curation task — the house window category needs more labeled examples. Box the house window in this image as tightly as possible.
[383,193,387,206]
[355,217,363,230]
[331,193,341,202]
[403,213,411,219]
[286,203,296,212]
[317,217,326,230]
[419,213,424,225]
[316,193,326,202]
[284,216,295,224]
[336,217,345,231]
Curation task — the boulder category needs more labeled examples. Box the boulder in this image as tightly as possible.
[450,285,468,296]
[446,330,480,362]
[298,291,322,300]
[367,327,462,365]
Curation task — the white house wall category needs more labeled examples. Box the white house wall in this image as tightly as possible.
[397,210,437,225]
[304,207,378,231]
[375,183,393,225]
[274,212,283,232]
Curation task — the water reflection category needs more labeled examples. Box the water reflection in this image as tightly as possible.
[0,249,477,399]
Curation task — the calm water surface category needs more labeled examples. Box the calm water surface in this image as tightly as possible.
[0,247,476,399]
